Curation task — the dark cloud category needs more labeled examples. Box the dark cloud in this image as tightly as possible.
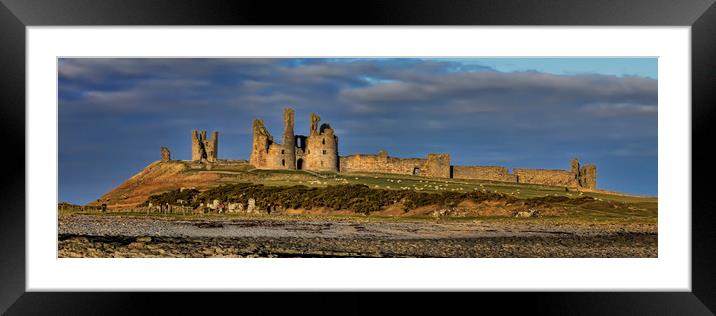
[59,58,657,203]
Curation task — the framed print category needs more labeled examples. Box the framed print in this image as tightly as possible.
[1,0,715,314]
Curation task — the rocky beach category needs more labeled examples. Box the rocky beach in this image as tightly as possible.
[59,214,657,258]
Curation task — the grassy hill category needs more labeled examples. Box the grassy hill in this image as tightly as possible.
[88,160,657,224]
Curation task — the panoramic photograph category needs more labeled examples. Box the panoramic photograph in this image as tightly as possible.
[58,58,658,258]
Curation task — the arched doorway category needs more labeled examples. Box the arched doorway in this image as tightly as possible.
[413,167,420,175]
[296,158,303,170]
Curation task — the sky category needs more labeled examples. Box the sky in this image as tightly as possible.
[58,58,658,204]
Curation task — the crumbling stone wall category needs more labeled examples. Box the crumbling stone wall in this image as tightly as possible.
[452,166,517,182]
[249,119,273,168]
[339,150,450,178]
[512,168,580,187]
[249,112,296,170]
[191,130,218,162]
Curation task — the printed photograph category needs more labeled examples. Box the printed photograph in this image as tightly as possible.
[58,58,657,258]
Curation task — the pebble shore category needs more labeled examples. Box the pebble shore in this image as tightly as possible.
[58,215,657,258]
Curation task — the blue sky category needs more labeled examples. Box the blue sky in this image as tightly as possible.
[58,58,657,204]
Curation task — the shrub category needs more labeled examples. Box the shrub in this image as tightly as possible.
[143,183,526,214]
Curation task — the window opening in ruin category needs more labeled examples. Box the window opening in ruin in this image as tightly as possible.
[281,150,284,154]
[322,138,325,145]
[282,159,285,166]
[297,159,303,170]
[323,150,326,155]
[413,167,420,176]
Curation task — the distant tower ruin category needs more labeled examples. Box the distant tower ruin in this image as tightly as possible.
[579,164,597,189]
[160,147,171,161]
[570,158,597,189]
[571,158,580,178]
[191,130,218,162]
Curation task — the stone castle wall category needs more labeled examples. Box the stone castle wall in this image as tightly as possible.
[423,153,451,178]
[339,151,451,178]
[452,165,518,182]
[512,168,579,187]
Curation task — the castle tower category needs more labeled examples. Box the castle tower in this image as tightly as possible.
[205,131,218,162]
[580,164,597,189]
[191,130,218,162]
[191,130,203,161]
[282,108,296,169]
[305,113,338,172]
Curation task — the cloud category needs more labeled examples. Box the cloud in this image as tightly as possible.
[579,102,658,117]
[338,71,657,115]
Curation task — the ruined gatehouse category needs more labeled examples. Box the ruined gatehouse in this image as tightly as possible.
[250,108,338,172]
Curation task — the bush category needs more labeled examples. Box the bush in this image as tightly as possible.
[142,188,200,206]
[143,183,521,214]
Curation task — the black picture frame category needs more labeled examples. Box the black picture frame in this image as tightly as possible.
[1,0,714,314]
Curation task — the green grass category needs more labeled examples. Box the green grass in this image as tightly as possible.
[244,170,655,201]
[68,167,657,225]
[200,170,656,224]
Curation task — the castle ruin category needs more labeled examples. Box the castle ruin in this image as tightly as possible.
[250,108,338,172]
[191,130,218,162]
[186,108,597,189]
